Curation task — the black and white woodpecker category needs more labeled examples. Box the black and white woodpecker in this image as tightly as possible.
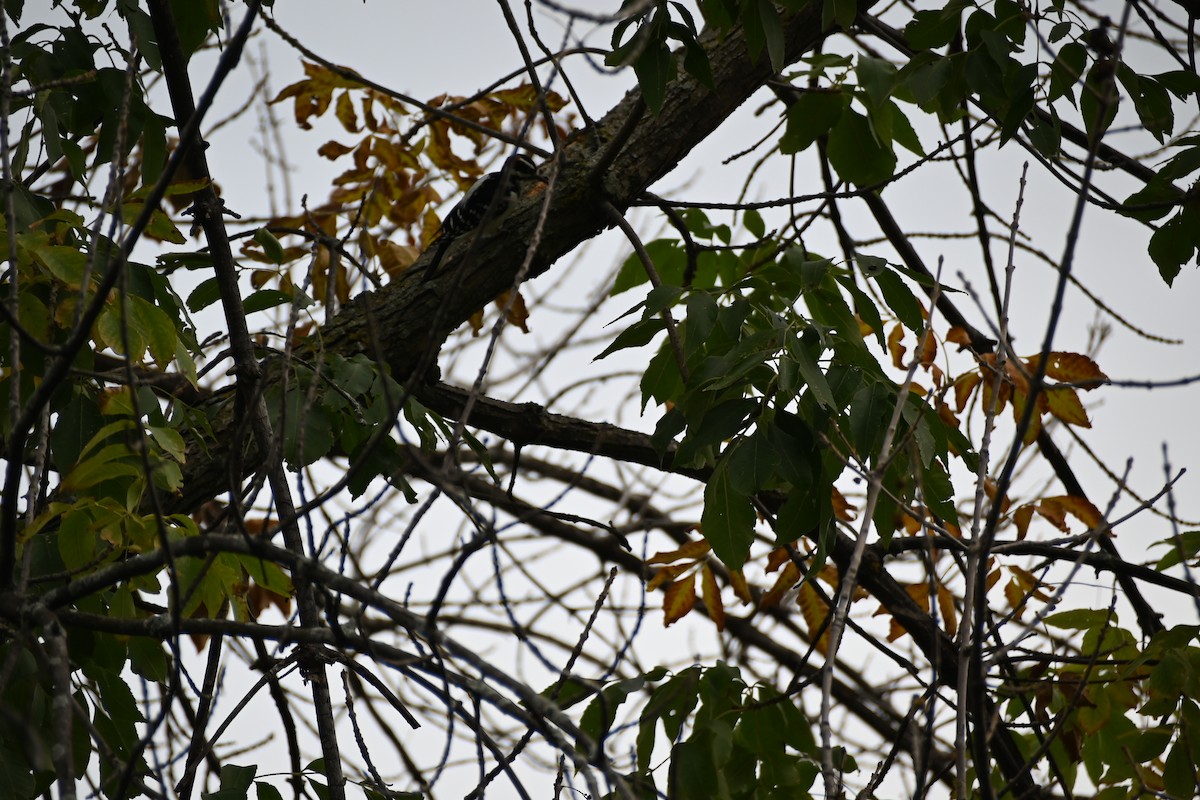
[422,153,542,281]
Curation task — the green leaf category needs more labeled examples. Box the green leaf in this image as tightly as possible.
[780,90,846,154]
[1154,530,1200,570]
[785,331,835,409]
[612,239,685,295]
[1048,42,1087,103]
[57,510,94,570]
[701,459,756,568]
[253,228,285,264]
[128,295,177,368]
[635,37,675,114]
[728,430,776,495]
[1149,214,1196,287]
[920,457,958,525]
[743,207,765,239]
[826,107,896,186]
[242,289,296,314]
[905,9,961,50]
[595,317,665,361]
[186,276,222,312]
[1043,608,1110,629]
[756,0,785,72]
[857,56,897,109]
[641,342,685,409]
[873,269,924,331]
[256,783,285,800]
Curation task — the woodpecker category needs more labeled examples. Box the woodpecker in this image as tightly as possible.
[422,153,541,281]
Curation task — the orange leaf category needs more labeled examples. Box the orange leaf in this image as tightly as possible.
[760,562,802,609]
[936,582,958,636]
[919,332,937,368]
[647,538,711,565]
[729,569,753,605]
[797,581,830,654]
[904,582,930,608]
[1044,387,1090,427]
[946,326,972,347]
[700,563,725,631]
[662,575,697,626]
[1057,495,1103,529]
[831,487,857,522]
[1037,497,1069,532]
[888,323,906,370]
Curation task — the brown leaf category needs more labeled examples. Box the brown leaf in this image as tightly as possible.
[764,547,791,574]
[317,140,354,160]
[1012,504,1035,540]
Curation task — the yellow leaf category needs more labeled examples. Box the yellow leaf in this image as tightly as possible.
[1035,351,1109,386]
[1044,387,1090,427]
[729,569,753,605]
[1003,578,1026,619]
[647,538,711,565]
[796,581,830,654]
[647,562,691,591]
[335,90,358,132]
[662,575,697,627]
[498,290,531,334]
[888,323,906,369]
[700,563,725,632]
